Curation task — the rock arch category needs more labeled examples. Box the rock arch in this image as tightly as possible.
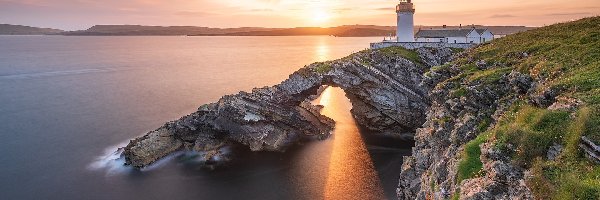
[122,47,455,168]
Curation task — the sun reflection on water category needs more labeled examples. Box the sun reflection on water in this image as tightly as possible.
[316,87,386,200]
[315,37,331,62]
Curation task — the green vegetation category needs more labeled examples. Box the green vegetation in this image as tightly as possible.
[434,116,453,126]
[450,48,465,54]
[449,17,600,199]
[450,87,468,98]
[451,191,460,200]
[477,117,492,133]
[377,47,423,64]
[492,105,571,167]
[467,67,511,84]
[457,133,490,184]
[314,62,333,74]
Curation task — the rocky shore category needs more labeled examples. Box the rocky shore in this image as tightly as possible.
[122,47,454,168]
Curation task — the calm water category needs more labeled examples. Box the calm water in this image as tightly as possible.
[0,36,411,200]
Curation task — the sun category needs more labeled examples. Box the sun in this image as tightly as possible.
[312,9,332,24]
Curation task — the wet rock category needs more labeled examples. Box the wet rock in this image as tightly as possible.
[123,128,184,168]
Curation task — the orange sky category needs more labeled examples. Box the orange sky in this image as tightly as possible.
[0,0,599,30]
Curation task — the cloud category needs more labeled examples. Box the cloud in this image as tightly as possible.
[175,11,212,17]
[375,7,395,11]
[490,14,516,18]
[249,8,274,12]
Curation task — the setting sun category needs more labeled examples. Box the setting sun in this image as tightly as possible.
[311,9,332,25]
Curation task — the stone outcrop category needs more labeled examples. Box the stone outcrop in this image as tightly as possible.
[396,59,537,199]
[122,47,455,168]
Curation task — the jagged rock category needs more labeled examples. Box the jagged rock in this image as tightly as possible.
[546,143,563,161]
[531,87,559,108]
[459,143,533,200]
[122,47,455,168]
[507,71,533,94]
[476,60,488,70]
[397,58,532,200]
[123,128,184,168]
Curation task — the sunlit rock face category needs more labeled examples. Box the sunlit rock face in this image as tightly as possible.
[122,47,455,168]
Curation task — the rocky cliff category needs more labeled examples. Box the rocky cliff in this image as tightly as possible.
[122,46,454,168]
[398,17,600,199]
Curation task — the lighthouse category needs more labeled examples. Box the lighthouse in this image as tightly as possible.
[396,0,415,42]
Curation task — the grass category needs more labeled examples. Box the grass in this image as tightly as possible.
[467,66,511,84]
[314,62,333,74]
[477,117,492,132]
[456,133,490,184]
[447,17,600,199]
[450,87,468,98]
[450,48,465,54]
[486,104,600,199]
[492,105,571,167]
[377,46,423,64]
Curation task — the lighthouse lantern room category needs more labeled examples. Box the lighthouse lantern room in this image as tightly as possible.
[396,0,415,42]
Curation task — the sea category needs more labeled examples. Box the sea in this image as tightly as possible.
[0,35,412,200]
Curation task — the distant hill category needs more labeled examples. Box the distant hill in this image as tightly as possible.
[62,25,283,36]
[335,28,395,37]
[201,25,397,37]
[0,24,64,35]
[59,24,536,37]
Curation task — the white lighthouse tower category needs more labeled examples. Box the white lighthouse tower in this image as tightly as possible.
[396,0,415,42]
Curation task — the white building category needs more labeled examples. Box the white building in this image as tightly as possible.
[396,0,415,42]
[476,29,494,43]
[415,28,494,44]
[386,0,495,45]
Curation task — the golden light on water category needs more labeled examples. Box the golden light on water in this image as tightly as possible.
[315,42,330,62]
[314,37,331,62]
[315,87,386,200]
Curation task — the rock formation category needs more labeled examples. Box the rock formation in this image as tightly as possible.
[122,47,455,168]
[397,17,600,200]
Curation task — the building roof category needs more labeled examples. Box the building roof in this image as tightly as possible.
[415,29,474,38]
[475,29,490,35]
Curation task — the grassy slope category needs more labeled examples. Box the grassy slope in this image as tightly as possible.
[449,17,600,199]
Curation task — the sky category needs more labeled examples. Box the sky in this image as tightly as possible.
[1,0,599,31]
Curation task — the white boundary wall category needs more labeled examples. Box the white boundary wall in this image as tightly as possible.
[370,42,475,50]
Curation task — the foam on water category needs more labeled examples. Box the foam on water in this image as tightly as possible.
[87,141,131,176]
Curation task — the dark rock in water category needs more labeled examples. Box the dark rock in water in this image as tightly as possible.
[122,47,455,168]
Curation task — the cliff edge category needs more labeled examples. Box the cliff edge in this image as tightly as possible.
[398,16,600,199]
